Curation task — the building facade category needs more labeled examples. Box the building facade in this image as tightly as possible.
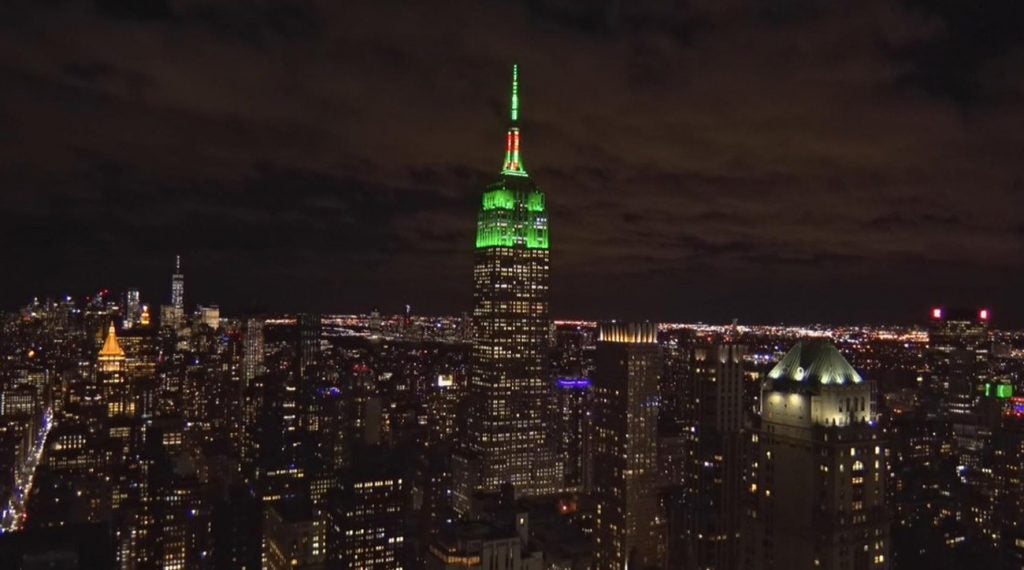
[678,343,747,570]
[327,450,409,569]
[591,323,662,570]
[459,64,559,505]
[927,308,991,418]
[556,378,592,494]
[242,318,265,386]
[746,341,889,570]
[97,323,131,419]
[171,255,184,314]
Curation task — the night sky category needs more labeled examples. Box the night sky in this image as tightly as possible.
[2,0,1024,325]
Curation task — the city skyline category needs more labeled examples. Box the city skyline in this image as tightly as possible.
[4,253,1011,328]
[3,2,1024,324]
[4,5,1024,570]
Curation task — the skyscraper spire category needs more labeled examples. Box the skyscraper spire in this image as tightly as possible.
[501,64,527,176]
[510,63,519,124]
[176,254,181,273]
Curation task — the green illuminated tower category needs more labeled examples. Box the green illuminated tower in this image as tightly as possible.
[457,64,559,507]
[473,64,548,250]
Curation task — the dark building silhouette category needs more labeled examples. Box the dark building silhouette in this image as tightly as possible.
[591,322,663,570]
[678,343,747,570]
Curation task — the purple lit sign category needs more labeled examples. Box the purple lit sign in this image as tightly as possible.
[557,378,591,389]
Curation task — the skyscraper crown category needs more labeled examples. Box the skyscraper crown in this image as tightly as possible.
[99,322,125,358]
[476,64,548,250]
[767,341,862,385]
[598,322,658,344]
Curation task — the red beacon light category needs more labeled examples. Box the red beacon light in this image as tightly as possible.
[979,308,990,321]
[931,307,943,320]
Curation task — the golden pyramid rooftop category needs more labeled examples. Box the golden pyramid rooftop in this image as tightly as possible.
[99,323,125,358]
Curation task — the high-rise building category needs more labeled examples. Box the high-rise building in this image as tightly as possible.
[678,343,747,570]
[927,307,991,418]
[98,323,132,419]
[123,418,214,570]
[326,448,409,569]
[660,330,696,563]
[171,255,185,312]
[459,64,558,503]
[299,313,321,379]
[161,256,186,330]
[246,370,309,506]
[243,318,266,386]
[994,405,1024,568]
[124,288,140,329]
[745,341,889,570]
[591,322,662,570]
[924,308,996,553]
[556,378,592,494]
[426,373,462,448]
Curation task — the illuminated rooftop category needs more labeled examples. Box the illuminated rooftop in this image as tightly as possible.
[767,340,862,385]
[99,323,125,358]
[598,322,658,344]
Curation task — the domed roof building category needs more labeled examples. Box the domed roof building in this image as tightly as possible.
[767,340,863,385]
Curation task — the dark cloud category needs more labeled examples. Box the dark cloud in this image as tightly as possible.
[95,0,172,21]
[896,0,1024,105]
[1,0,1023,324]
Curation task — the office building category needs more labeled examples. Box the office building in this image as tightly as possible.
[299,313,321,379]
[927,307,991,418]
[746,341,889,569]
[556,378,592,493]
[124,288,140,329]
[591,322,662,570]
[459,64,558,503]
[994,404,1024,568]
[171,255,184,312]
[678,343,747,570]
[98,323,132,419]
[243,318,266,385]
[326,449,409,569]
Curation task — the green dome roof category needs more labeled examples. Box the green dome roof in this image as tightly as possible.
[767,341,862,385]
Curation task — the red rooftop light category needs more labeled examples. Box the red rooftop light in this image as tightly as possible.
[931,307,942,320]
[979,308,990,321]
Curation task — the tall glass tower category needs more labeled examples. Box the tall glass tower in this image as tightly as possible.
[461,64,558,501]
[171,254,184,311]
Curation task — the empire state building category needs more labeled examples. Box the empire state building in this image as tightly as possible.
[456,64,560,508]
